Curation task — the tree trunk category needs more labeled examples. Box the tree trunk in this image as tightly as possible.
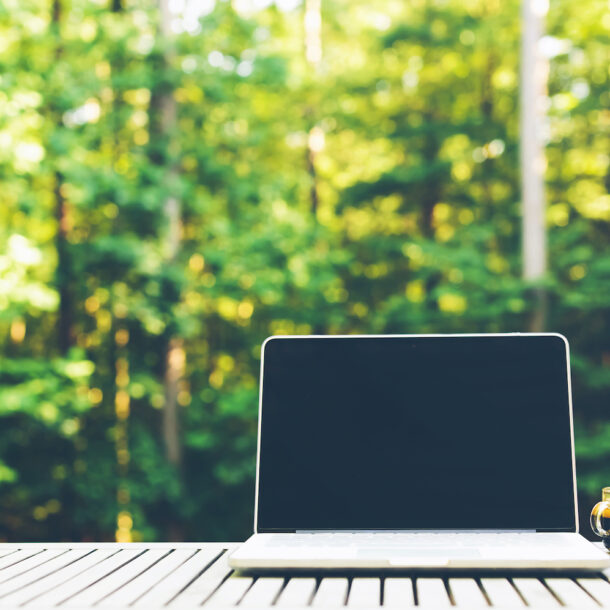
[420,127,440,239]
[54,172,73,354]
[163,337,184,468]
[157,0,184,541]
[304,0,322,217]
[520,0,548,331]
[52,0,73,355]
[306,129,320,216]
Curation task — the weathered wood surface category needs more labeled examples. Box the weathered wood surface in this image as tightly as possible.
[0,543,608,608]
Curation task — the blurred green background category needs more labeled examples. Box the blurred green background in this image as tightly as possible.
[0,0,608,542]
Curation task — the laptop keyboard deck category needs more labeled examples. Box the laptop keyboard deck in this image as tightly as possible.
[267,533,566,548]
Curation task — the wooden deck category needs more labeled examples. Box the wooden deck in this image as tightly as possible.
[0,543,610,608]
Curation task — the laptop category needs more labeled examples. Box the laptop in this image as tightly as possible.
[229,333,610,570]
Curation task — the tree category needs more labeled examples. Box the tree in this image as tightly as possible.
[0,0,607,542]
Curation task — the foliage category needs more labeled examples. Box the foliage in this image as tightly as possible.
[0,0,608,541]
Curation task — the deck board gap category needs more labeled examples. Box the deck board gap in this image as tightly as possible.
[57,549,148,605]
[310,577,349,607]
[0,548,70,585]
[198,565,233,607]
[16,549,121,606]
[165,548,225,606]
[507,577,528,607]
[93,548,174,606]
[540,578,566,607]
[234,577,256,606]
[0,549,95,599]
[475,578,492,607]
[341,576,354,606]
[272,577,289,606]
[572,577,602,607]
[0,549,46,573]
[443,578,456,607]
[0,549,19,561]
[412,576,418,607]
[131,548,199,606]
[307,578,321,606]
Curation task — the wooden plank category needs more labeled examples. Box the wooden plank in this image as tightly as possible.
[1,549,117,606]
[480,578,525,607]
[416,578,451,607]
[0,548,92,597]
[239,577,285,607]
[162,549,231,607]
[0,549,42,572]
[512,578,561,607]
[276,578,317,607]
[62,549,168,606]
[204,574,254,607]
[134,546,222,607]
[96,549,194,606]
[311,578,349,607]
[28,548,143,607]
[348,577,381,607]
[6,543,609,609]
[544,577,597,607]
[0,548,20,561]
[577,577,610,607]
[0,549,66,585]
[383,578,415,607]
[448,578,487,607]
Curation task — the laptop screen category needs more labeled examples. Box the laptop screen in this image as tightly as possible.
[256,334,577,532]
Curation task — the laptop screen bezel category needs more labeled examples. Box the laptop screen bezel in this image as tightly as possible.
[253,333,578,534]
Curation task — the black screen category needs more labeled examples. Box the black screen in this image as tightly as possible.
[256,335,576,532]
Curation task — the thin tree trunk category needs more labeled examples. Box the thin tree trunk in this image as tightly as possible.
[52,0,73,355]
[304,0,322,217]
[480,49,497,221]
[306,130,320,216]
[157,0,183,541]
[54,172,73,354]
[163,337,184,468]
[420,127,441,239]
[420,129,442,311]
[103,0,133,543]
[303,0,326,334]
[520,0,548,331]
[114,324,131,542]
[419,5,439,240]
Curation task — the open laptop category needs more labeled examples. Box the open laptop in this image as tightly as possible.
[229,333,610,570]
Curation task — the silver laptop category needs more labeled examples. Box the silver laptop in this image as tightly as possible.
[229,333,610,570]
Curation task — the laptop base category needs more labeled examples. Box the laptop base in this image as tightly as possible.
[229,532,610,571]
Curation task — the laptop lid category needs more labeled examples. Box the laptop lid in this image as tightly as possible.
[254,334,577,533]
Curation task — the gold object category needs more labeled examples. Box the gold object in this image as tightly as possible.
[590,487,610,549]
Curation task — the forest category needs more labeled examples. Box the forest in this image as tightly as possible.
[0,0,608,542]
